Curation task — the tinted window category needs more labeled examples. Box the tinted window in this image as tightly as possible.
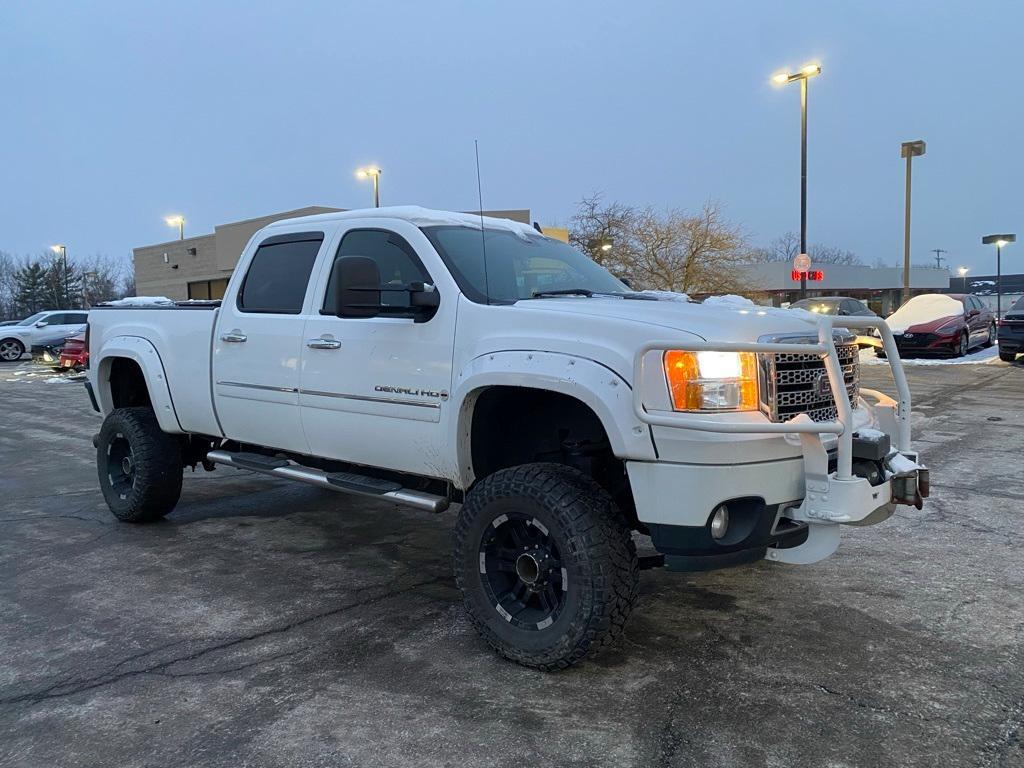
[238,233,324,314]
[40,313,64,325]
[66,313,88,324]
[322,229,429,315]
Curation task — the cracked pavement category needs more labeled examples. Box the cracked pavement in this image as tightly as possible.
[1,360,1022,767]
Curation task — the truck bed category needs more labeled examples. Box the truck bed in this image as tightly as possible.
[88,303,223,436]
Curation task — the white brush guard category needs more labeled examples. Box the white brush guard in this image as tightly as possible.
[632,315,929,565]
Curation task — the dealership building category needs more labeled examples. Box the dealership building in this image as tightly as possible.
[133,206,558,300]
[742,262,950,315]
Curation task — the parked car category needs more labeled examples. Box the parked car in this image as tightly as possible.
[790,296,878,348]
[85,206,928,671]
[997,296,1024,362]
[0,310,89,362]
[0,319,22,326]
[879,293,995,357]
[58,332,89,371]
[790,296,877,317]
[32,332,78,368]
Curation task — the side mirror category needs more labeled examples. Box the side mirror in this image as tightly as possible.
[968,309,980,318]
[334,256,381,318]
[408,282,440,309]
[35,320,48,327]
[837,308,850,316]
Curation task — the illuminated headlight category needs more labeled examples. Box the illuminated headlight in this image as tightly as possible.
[663,350,758,412]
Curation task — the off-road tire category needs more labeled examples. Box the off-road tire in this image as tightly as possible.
[454,463,638,671]
[97,407,182,523]
[1000,350,1018,363]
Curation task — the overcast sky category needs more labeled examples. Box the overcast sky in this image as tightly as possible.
[1,1,1020,275]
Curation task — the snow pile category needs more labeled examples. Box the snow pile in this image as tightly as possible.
[859,345,1001,366]
[884,294,961,333]
[887,453,920,475]
[701,294,819,324]
[102,296,175,307]
[641,290,691,303]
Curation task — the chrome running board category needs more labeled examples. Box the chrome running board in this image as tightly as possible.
[206,450,450,513]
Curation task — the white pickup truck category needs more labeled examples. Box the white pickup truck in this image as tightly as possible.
[86,206,928,670]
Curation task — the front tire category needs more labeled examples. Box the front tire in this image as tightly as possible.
[97,407,182,523]
[1000,350,1018,363]
[454,463,638,671]
[954,333,969,357]
[0,338,24,362]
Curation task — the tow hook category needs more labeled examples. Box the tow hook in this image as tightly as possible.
[891,466,929,510]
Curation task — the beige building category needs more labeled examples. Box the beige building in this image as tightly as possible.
[133,207,553,300]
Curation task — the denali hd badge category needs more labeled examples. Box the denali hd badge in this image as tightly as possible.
[374,385,449,401]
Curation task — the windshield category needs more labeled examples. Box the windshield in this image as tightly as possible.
[791,299,839,314]
[17,312,45,326]
[1011,296,1024,311]
[422,226,628,304]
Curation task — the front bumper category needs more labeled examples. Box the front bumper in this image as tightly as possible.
[892,331,958,355]
[630,314,925,569]
[998,327,1024,353]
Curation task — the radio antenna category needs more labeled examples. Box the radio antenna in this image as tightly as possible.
[474,139,491,304]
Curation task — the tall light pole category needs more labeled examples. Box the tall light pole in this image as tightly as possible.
[772,63,821,299]
[356,167,382,208]
[957,266,969,293]
[83,270,97,308]
[49,244,70,308]
[164,215,185,240]
[982,233,1016,319]
[900,140,926,304]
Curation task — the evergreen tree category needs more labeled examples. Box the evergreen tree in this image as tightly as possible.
[13,261,50,315]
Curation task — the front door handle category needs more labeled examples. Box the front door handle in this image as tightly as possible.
[306,338,342,350]
[220,330,247,343]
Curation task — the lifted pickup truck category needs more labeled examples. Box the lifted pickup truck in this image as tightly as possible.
[86,206,928,670]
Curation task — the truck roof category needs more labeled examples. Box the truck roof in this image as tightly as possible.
[266,205,545,239]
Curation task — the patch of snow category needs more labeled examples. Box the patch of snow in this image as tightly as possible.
[641,290,691,303]
[102,296,175,307]
[44,376,70,383]
[859,345,1000,366]
[702,294,819,325]
[887,453,920,475]
[884,294,962,334]
[855,427,887,441]
[274,206,544,240]
[970,280,995,286]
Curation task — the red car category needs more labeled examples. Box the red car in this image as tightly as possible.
[882,293,996,357]
[58,332,89,371]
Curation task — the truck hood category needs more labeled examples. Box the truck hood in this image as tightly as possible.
[511,296,821,342]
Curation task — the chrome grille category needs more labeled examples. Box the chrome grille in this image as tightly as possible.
[761,344,860,423]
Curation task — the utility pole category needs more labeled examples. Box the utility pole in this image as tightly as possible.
[900,140,926,303]
[930,248,947,269]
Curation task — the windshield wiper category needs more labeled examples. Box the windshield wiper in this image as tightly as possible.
[532,288,595,298]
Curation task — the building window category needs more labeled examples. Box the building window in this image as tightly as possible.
[188,278,230,300]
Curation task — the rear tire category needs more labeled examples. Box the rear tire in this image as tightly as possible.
[97,407,182,523]
[454,463,638,671]
[0,338,24,362]
[984,323,996,347]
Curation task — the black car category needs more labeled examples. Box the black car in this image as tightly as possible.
[998,296,1024,362]
[789,296,877,317]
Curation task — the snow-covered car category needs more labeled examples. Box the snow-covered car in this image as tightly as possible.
[84,206,929,670]
[878,294,995,358]
[0,310,89,362]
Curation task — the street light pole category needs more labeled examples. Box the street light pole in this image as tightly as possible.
[772,63,821,299]
[900,140,926,304]
[982,234,1016,319]
[50,244,70,308]
[957,266,968,292]
[356,167,382,207]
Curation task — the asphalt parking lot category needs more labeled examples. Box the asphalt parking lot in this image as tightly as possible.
[1,358,1022,768]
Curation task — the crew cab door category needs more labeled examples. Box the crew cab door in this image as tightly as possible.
[213,227,331,453]
[299,222,456,477]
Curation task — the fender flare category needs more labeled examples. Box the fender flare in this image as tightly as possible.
[448,350,657,488]
[92,336,183,434]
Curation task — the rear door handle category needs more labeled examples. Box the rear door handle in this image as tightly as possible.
[220,330,247,343]
[306,338,342,350]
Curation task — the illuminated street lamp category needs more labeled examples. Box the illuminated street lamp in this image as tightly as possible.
[900,140,926,303]
[356,167,382,208]
[164,215,185,240]
[771,63,821,298]
[982,234,1016,319]
[957,266,969,292]
[587,237,613,253]
[50,244,71,307]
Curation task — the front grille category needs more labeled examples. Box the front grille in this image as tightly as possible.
[761,344,860,422]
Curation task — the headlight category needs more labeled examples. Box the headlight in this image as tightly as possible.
[935,318,961,334]
[663,350,758,412]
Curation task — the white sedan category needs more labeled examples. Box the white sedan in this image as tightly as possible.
[0,310,89,362]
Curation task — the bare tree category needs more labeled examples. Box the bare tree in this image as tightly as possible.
[570,194,753,294]
[753,231,861,266]
[0,251,17,320]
